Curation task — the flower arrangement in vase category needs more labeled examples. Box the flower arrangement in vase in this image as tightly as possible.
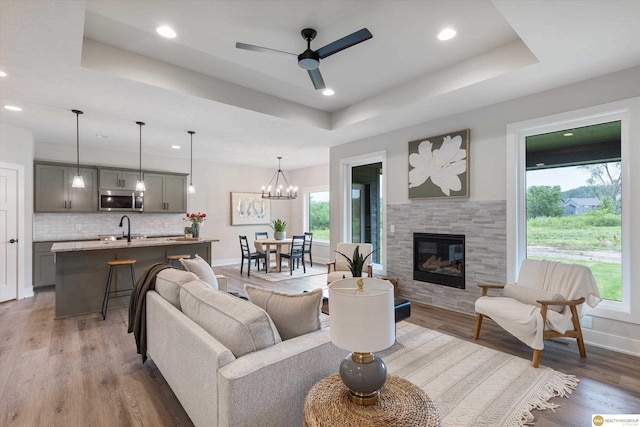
[184,212,206,238]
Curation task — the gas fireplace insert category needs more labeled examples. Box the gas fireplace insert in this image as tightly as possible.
[413,233,465,289]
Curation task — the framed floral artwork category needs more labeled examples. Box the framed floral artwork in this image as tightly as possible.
[408,129,470,199]
[230,192,271,225]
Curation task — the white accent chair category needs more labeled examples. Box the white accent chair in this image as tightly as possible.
[326,243,373,284]
[474,259,602,368]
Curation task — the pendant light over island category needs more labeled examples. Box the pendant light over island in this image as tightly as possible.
[71,109,85,188]
[135,121,146,192]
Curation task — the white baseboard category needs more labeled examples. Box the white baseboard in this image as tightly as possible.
[20,289,35,299]
[583,329,640,357]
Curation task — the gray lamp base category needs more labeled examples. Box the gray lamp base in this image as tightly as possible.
[339,352,387,405]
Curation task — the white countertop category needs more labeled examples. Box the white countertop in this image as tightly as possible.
[51,237,218,253]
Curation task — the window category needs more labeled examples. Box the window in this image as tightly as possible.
[507,103,633,324]
[308,190,329,241]
[526,163,622,301]
[525,122,622,301]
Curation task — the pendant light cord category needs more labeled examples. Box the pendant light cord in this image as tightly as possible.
[136,121,145,180]
[139,123,142,179]
[190,131,194,181]
[187,131,196,194]
[72,109,83,175]
[76,113,80,175]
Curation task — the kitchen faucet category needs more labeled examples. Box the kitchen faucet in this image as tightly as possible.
[119,215,131,242]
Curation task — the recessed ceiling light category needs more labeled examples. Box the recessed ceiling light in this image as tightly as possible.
[171,145,181,149]
[4,105,22,111]
[563,132,574,137]
[156,26,176,39]
[95,134,109,139]
[437,28,456,41]
[0,71,7,77]
[322,88,335,96]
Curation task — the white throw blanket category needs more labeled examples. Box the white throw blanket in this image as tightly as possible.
[475,259,602,350]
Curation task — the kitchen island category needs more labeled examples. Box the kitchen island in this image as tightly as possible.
[51,237,218,318]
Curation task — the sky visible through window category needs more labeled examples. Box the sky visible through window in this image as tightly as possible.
[526,166,592,190]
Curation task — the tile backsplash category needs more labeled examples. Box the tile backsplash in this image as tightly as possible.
[33,213,185,241]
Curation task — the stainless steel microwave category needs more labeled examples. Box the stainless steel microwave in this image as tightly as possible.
[99,190,144,212]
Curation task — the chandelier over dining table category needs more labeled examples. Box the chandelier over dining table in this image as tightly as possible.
[262,157,297,200]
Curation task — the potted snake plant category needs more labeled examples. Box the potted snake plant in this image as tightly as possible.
[336,245,376,277]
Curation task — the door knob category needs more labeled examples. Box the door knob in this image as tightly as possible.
[9,239,18,243]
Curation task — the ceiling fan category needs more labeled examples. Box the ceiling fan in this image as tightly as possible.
[236,28,373,90]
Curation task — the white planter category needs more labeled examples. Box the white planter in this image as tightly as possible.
[274,231,286,240]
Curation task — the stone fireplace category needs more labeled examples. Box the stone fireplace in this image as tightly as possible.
[413,233,465,289]
[386,200,506,315]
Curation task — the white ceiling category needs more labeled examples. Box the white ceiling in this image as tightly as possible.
[1,0,639,170]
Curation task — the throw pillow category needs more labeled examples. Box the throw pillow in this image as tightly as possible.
[179,254,219,290]
[180,281,281,358]
[503,283,565,313]
[244,285,322,340]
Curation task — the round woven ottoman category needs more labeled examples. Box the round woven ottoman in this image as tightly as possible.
[303,373,441,427]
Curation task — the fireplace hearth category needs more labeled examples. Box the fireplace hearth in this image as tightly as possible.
[413,233,465,289]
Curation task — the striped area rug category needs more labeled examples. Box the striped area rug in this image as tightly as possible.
[384,322,578,427]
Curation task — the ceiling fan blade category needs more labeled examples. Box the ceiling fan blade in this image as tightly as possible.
[235,42,297,58]
[307,68,326,90]
[316,28,373,59]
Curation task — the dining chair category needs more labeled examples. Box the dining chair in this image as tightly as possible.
[255,231,277,253]
[298,232,313,268]
[239,235,266,276]
[279,235,306,275]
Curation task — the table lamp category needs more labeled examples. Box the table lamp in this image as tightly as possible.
[328,277,395,405]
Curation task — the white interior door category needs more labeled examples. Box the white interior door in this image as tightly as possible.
[0,167,18,302]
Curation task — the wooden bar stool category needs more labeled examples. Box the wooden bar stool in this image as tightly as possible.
[167,254,191,268]
[101,259,136,320]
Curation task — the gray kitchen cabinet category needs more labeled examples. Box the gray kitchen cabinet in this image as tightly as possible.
[33,242,56,288]
[99,169,140,190]
[35,163,98,212]
[143,173,186,213]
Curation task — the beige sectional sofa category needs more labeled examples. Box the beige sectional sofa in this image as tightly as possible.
[145,268,346,427]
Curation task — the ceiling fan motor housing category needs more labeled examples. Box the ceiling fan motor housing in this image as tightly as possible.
[298,50,320,70]
[298,28,319,70]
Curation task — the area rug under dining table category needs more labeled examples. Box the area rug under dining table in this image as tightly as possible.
[231,264,327,282]
[385,322,578,427]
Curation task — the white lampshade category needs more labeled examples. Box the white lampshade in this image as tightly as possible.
[329,278,395,353]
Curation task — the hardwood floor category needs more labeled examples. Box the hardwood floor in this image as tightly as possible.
[1,264,638,426]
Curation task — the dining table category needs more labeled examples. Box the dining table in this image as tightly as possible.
[257,238,292,273]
